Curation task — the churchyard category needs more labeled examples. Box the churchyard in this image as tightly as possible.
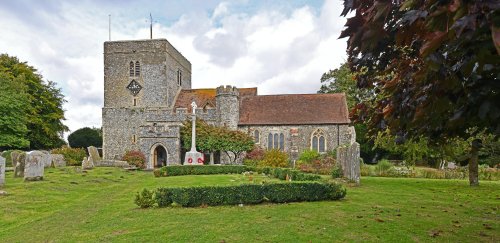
[0,166,498,242]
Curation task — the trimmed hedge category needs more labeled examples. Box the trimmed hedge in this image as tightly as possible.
[156,165,321,181]
[158,165,247,176]
[154,182,346,207]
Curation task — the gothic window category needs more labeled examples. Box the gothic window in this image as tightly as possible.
[177,69,182,86]
[129,62,134,77]
[268,133,273,149]
[254,130,260,144]
[273,133,279,149]
[135,61,140,77]
[279,133,284,151]
[311,129,326,153]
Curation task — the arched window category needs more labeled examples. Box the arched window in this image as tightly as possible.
[268,133,273,150]
[135,61,140,76]
[254,130,260,144]
[129,62,134,77]
[273,133,279,149]
[279,133,284,151]
[311,129,326,153]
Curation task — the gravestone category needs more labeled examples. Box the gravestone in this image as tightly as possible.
[336,142,361,185]
[82,156,94,170]
[11,151,20,168]
[24,151,45,181]
[87,146,101,163]
[14,152,26,178]
[38,151,53,168]
[51,154,66,167]
[0,156,5,186]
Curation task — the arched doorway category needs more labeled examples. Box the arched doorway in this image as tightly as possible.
[151,144,168,168]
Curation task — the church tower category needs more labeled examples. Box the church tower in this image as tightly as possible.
[216,85,240,129]
[102,39,191,162]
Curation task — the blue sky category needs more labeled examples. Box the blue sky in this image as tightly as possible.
[0,0,348,136]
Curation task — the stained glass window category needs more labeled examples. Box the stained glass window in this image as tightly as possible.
[268,133,273,150]
[279,133,284,151]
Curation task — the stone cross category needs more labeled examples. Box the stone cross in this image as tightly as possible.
[183,101,204,165]
[190,101,197,152]
[191,101,197,115]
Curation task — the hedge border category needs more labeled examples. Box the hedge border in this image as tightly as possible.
[156,165,321,181]
[153,182,346,207]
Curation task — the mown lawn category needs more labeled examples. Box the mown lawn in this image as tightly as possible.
[0,167,498,242]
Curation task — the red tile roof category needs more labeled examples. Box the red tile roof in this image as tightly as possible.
[174,88,257,113]
[239,93,350,125]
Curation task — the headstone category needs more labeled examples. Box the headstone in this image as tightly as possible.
[24,151,45,181]
[82,156,94,170]
[11,151,20,168]
[87,146,101,163]
[38,151,53,168]
[14,152,26,178]
[447,162,457,169]
[336,142,361,185]
[0,156,5,186]
[96,160,129,168]
[51,154,66,167]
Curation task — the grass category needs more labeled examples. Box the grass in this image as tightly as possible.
[0,167,498,242]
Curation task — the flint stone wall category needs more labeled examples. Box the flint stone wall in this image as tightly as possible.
[0,156,5,186]
[336,142,361,185]
[24,151,45,181]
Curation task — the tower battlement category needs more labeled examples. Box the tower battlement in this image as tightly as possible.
[216,85,239,97]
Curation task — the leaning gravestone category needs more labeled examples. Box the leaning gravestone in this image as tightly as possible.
[51,154,66,167]
[24,151,45,181]
[336,142,361,185]
[82,156,94,170]
[14,152,26,178]
[0,156,5,186]
[87,146,101,163]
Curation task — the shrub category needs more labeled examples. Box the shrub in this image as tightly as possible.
[298,150,320,163]
[67,127,102,149]
[243,159,259,167]
[122,150,146,169]
[247,166,321,181]
[331,164,343,178]
[245,146,265,161]
[375,159,393,176]
[134,188,155,208]
[51,146,86,166]
[259,149,289,167]
[153,182,346,207]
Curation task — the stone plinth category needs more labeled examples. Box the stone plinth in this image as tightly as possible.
[336,142,361,185]
[24,151,45,181]
[184,151,204,165]
[0,156,5,186]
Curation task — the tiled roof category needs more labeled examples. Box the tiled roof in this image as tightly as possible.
[239,93,350,125]
[174,88,257,112]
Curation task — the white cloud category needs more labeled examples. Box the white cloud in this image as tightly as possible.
[0,0,348,139]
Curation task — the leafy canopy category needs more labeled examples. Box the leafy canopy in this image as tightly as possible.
[68,127,103,149]
[340,0,500,141]
[0,54,68,149]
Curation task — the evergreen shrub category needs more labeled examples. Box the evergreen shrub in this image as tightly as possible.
[51,146,86,166]
[154,182,346,207]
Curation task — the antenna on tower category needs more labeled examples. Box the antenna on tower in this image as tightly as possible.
[150,13,153,39]
[108,14,111,41]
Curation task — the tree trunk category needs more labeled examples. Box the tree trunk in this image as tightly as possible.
[468,139,481,186]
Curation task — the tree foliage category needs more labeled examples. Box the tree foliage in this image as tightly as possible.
[340,0,500,185]
[0,72,29,149]
[181,119,254,163]
[68,127,103,149]
[341,0,499,139]
[0,54,68,150]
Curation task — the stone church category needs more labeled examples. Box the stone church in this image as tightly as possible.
[102,39,354,169]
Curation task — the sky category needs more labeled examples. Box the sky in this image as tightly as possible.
[0,0,349,137]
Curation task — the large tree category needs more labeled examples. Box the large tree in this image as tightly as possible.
[68,127,103,149]
[181,119,254,164]
[0,72,29,149]
[0,54,68,150]
[340,0,499,185]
